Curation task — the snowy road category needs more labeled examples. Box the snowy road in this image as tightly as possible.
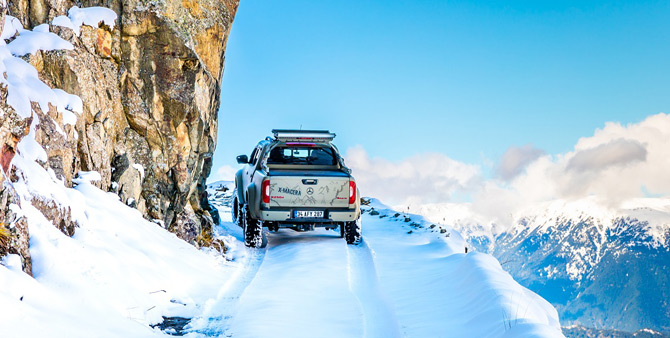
[190,201,564,338]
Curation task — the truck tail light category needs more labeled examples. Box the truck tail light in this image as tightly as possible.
[262,179,270,204]
[349,181,356,205]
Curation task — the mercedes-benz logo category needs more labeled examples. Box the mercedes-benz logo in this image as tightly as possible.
[306,187,314,195]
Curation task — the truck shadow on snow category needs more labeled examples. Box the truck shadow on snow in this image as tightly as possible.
[263,228,345,248]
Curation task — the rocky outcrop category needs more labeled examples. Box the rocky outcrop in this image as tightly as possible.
[1,0,238,261]
[0,184,31,275]
[0,87,31,273]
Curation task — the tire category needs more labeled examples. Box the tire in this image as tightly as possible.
[232,197,238,225]
[344,219,361,245]
[232,197,242,227]
[241,204,264,248]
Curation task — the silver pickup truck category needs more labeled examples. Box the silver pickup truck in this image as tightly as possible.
[233,130,362,247]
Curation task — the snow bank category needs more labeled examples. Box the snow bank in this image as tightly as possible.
[360,201,564,338]
[1,179,233,338]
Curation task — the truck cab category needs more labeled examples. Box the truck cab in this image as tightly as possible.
[233,130,361,247]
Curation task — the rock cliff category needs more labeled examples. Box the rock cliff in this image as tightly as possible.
[1,0,238,274]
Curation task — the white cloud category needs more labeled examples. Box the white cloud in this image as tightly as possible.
[496,144,545,180]
[345,146,481,206]
[346,113,670,228]
[566,138,646,173]
[473,113,670,224]
[209,165,239,183]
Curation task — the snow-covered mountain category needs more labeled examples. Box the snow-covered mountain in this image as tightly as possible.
[407,198,670,333]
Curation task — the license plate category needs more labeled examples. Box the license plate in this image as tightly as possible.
[295,211,324,218]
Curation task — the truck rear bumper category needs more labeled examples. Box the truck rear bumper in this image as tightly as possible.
[260,209,358,223]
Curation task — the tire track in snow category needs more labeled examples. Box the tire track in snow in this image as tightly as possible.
[347,239,402,338]
[221,230,366,338]
[188,226,267,337]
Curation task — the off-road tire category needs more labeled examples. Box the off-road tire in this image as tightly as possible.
[344,219,361,245]
[232,197,242,227]
[242,205,263,248]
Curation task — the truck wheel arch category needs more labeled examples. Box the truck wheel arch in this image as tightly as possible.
[246,182,259,219]
[235,170,245,204]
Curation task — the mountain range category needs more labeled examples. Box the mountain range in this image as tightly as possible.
[406,197,670,334]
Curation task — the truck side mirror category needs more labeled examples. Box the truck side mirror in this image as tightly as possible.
[236,155,249,164]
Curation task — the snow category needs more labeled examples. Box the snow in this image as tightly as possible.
[6,24,74,56]
[51,6,119,36]
[207,180,235,209]
[52,15,75,30]
[621,198,670,244]
[359,202,562,338]
[0,18,81,126]
[67,6,118,35]
[2,53,53,118]
[73,170,102,183]
[2,174,563,338]
[0,15,22,40]
[0,254,23,273]
[409,196,670,248]
[15,118,48,163]
[132,163,145,180]
[0,179,233,338]
[1,52,80,123]
[0,6,84,207]
[185,199,563,338]
[53,88,83,125]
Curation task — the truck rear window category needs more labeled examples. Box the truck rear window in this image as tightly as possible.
[267,146,337,165]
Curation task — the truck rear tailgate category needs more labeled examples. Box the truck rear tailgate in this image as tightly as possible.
[268,170,350,208]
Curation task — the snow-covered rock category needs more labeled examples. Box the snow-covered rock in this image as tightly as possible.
[1,0,239,249]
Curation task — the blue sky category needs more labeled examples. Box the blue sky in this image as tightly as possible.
[212,0,669,180]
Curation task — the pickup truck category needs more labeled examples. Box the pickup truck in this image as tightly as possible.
[233,129,361,247]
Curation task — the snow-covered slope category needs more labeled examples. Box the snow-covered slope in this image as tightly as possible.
[407,198,670,333]
[187,196,564,338]
[2,180,565,338]
[0,178,235,337]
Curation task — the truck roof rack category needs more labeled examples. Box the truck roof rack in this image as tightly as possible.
[272,129,336,142]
